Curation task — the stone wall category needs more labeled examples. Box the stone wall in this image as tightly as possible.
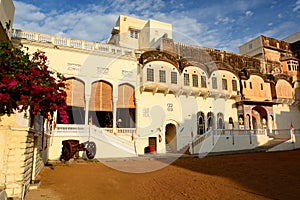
[0,114,47,199]
[161,38,284,77]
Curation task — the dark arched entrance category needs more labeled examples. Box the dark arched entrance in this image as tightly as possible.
[252,106,268,129]
[165,123,177,152]
[197,112,205,135]
[207,112,215,130]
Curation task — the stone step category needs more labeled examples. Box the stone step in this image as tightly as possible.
[165,144,173,153]
[253,138,289,152]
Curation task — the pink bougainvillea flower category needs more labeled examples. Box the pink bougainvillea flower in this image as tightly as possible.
[7,79,18,90]
[1,41,68,123]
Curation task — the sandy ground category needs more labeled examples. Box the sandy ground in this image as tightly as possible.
[25,150,300,200]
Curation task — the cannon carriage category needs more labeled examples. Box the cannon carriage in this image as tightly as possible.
[60,140,96,161]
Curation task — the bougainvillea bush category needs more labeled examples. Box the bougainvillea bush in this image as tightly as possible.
[0,41,68,124]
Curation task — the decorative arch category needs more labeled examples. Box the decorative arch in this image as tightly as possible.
[65,77,85,107]
[207,112,215,130]
[140,50,180,72]
[197,111,205,135]
[179,60,209,76]
[117,83,135,108]
[89,80,113,127]
[275,79,293,99]
[60,77,85,124]
[217,113,224,129]
[164,120,179,152]
[208,64,240,79]
[116,83,136,128]
[89,80,113,111]
[252,106,268,129]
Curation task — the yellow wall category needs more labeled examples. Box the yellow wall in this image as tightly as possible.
[0,0,14,39]
[243,75,272,101]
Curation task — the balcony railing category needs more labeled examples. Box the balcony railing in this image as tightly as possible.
[54,124,135,136]
[12,29,134,56]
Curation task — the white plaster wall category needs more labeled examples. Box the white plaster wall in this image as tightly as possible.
[48,135,136,160]
[22,43,137,86]
[194,134,269,155]
[136,92,181,153]
[136,91,239,154]
[273,104,300,129]
[268,134,300,152]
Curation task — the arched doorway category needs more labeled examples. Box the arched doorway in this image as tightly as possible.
[207,112,215,130]
[245,114,251,129]
[217,113,224,129]
[89,80,113,127]
[60,78,85,124]
[252,115,258,129]
[197,112,205,135]
[165,123,177,152]
[116,83,136,128]
[252,106,268,129]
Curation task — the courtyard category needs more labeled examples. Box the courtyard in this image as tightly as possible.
[25,150,300,200]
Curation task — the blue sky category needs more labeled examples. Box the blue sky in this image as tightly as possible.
[12,0,300,52]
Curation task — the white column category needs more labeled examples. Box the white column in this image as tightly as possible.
[113,97,118,133]
[84,95,90,126]
[84,79,91,127]
[113,83,118,133]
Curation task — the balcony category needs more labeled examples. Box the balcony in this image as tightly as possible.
[207,90,241,100]
[140,82,180,95]
[11,29,134,56]
[53,124,136,138]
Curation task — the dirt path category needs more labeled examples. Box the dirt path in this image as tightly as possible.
[25,150,300,200]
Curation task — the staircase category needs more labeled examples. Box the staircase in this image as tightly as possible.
[165,144,173,153]
[253,137,291,152]
[89,125,137,156]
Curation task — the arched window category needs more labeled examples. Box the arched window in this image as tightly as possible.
[197,112,205,135]
[58,78,85,124]
[207,112,215,130]
[89,80,113,127]
[116,84,136,128]
[217,113,224,129]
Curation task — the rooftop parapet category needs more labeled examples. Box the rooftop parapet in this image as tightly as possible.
[12,29,134,56]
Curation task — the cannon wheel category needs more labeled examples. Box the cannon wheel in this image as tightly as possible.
[86,141,96,159]
[61,142,71,161]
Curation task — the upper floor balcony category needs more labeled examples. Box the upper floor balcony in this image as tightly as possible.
[11,29,134,56]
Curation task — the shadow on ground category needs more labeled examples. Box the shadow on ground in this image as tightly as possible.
[169,149,300,200]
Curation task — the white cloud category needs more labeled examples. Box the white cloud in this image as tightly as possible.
[293,0,300,12]
[259,21,296,39]
[12,0,299,53]
[214,16,235,25]
[245,10,254,17]
[13,0,222,49]
[13,1,118,42]
[14,1,46,22]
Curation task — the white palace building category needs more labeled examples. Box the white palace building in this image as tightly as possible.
[11,15,300,159]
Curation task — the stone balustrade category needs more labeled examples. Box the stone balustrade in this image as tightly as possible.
[11,29,134,56]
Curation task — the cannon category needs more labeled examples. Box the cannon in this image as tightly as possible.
[60,140,96,161]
